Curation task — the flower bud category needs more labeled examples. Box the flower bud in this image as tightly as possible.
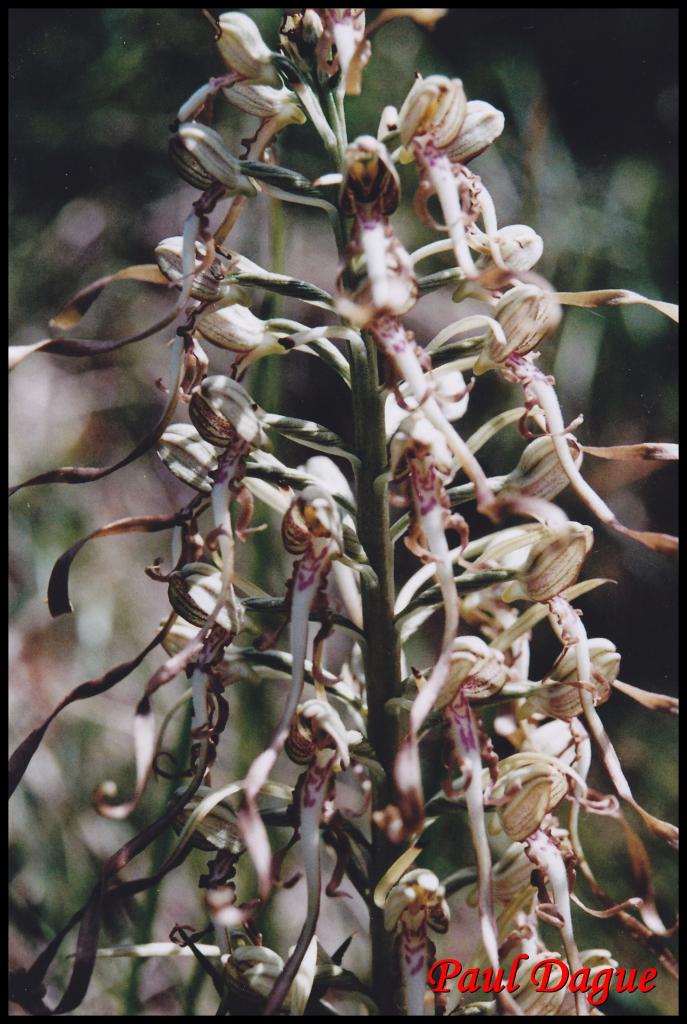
[443,99,505,163]
[216,12,279,85]
[499,435,582,502]
[169,122,256,193]
[158,423,219,493]
[340,136,401,216]
[475,283,561,373]
[189,375,270,450]
[195,303,282,355]
[505,523,593,603]
[222,82,306,128]
[383,868,450,934]
[491,752,569,841]
[398,75,467,149]
[475,223,544,273]
[436,636,508,708]
[172,787,244,853]
[167,564,241,634]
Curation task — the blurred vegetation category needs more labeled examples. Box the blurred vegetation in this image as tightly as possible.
[9,8,677,1016]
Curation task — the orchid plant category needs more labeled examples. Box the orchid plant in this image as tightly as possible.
[9,8,678,1017]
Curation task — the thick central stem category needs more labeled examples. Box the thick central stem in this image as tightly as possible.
[349,330,403,1013]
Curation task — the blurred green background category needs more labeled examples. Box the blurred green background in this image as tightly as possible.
[9,8,677,1016]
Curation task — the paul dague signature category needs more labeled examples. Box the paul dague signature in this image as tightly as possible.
[427,955,658,1009]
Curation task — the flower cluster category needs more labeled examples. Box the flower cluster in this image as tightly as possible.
[9,8,678,1018]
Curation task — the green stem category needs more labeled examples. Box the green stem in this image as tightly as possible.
[348,330,403,1014]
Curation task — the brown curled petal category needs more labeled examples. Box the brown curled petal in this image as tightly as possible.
[555,287,678,323]
[9,336,185,497]
[49,265,169,330]
[535,902,566,928]
[581,442,678,462]
[8,621,170,798]
[612,521,678,555]
[570,893,643,918]
[616,810,676,936]
[9,772,204,1014]
[48,512,187,617]
[612,679,678,715]
[93,695,157,820]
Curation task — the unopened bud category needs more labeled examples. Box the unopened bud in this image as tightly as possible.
[222,82,306,128]
[169,122,256,194]
[189,376,270,450]
[216,12,279,85]
[500,435,582,502]
[158,423,219,493]
[444,99,505,163]
[195,303,282,355]
[491,752,569,841]
[398,75,467,149]
[506,523,593,603]
[481,224,544,272]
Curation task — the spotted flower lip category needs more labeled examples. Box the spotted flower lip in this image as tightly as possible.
[340,135,401,216]
[383,868,450,933]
